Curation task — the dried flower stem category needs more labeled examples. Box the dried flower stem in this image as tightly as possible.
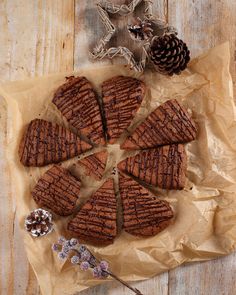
[73,248,144,295]
[53,237,144,295]
[105,270,144,295]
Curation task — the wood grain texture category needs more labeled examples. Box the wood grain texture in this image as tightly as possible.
[0,0,74,81]
[1,0,236,294]
[79,273,168,295]
[168,0,236,90]
[0,98,14,295]
[167,1,236,294]
[0,0,74,294]
[168,253,236,295]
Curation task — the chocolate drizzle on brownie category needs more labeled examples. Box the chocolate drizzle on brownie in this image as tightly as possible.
[19,119,92,167]
[118,144,187,189]
[121,99,197,150]
[102,76,145,143]
[53,76,105,145]
[32,165,81,216]
[79,150,108,180]
[67,178,117,245]
[119,173,173,236]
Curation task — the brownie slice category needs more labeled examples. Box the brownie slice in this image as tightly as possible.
[53,76,105,145]
[78,150,108,180]
[19,119,92,167]
[67,178,117,245]
[119,173,173,237]
[102,76,145,143]
[121,99,197,150]
[32,165,81,216]
[118,144,187,190]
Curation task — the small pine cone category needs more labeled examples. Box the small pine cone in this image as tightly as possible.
[149,34,190,75]
[25,208,53,237]
[127,17,153,41]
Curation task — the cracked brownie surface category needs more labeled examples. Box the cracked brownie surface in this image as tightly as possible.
[78,150,108,180]
[118,144,187,190]
[119,173,174,236]
[53,76,105,145]
[67,178,117,245]
[19,119,92,167]
[122,99,197,150]
[32,165,81,216]
[102,76,145,143]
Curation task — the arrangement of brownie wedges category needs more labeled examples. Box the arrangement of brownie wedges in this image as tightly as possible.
[19,75,197,245]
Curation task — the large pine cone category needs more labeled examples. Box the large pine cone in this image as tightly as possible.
[149,34,190,75]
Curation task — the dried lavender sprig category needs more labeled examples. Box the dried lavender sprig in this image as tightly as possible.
[52,237,144,295]
[104,270,144,295]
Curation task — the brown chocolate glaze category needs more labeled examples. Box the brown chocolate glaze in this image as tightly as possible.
[32,165,81,216]
[19,119,92,167]
[53,76,105,145]
[67,178,117,245]
[102,76,145,143]
[118,144,187,190]
[121,99,197,150]
[78,150,108,180]
[119,173,173,237]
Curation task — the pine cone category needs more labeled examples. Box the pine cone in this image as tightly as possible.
[127,17,153,41]
[149,34,190,75]
[25,208,53,237]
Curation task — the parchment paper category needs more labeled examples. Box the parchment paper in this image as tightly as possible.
[1,43,236,295]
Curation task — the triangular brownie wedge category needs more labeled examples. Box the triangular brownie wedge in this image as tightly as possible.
[32,165,81,216]
[102,76,145,144]
[67,178,117,245]
[118,144,187,190]
[78,150,108,180]
[52,76,105,145]
[119,173,173,237]
[121,99,197,150]
[19,119,92,167]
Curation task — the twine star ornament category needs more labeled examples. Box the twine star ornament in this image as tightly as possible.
[90,0,176,72]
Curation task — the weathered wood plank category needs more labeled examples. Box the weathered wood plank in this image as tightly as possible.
[168,253,236,295]
[0,1,74,294]
[79,273,168,295]
[0,99,14,295]
[0,0,74,81]
[168,1,236,294]
[168,0,236,90]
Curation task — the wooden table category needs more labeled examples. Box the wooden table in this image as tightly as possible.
[0,1,236,294]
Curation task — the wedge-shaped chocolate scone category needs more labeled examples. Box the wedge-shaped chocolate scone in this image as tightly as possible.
[19,119,92,167]
[119,174,173,237]
[67,178,117,245]
[102,76,145,143]
[78,150,108,180]
[118,144,187,189]
[32,165,81,216]
[121,99,197,150]
[53,76,105,145]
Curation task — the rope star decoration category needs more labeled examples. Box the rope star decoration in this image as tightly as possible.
[90,0,176,72]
